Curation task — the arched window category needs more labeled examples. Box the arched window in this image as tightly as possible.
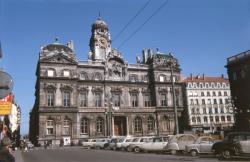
[162,116,170,131]
[227,116,231,122]
[134,117,142,132]
[192,117,196,123]
[62,120,71,135]
[147,116,155,131]
[46,120,54,135]
[201,92,205,96]
[207,91,211,96]
[96,118,104,133]
[215,116,219,123]
[80,118,89,134]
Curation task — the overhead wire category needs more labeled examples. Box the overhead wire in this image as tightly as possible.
[112,0,152,42]
[117,0,169,50]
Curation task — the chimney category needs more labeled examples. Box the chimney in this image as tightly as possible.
[190,73,193,80]
[221,74,224,78]
[202,74,205,80]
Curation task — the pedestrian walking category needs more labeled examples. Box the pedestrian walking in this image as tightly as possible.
[0,137,15,162]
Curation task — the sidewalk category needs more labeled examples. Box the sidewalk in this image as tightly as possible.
[13,150,24,162]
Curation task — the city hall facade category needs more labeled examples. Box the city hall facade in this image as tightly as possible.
[29,17,185,146]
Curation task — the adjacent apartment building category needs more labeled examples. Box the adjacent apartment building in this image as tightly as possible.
[183,75,234,133]
[29,17,185,146]
[226,50,250,131]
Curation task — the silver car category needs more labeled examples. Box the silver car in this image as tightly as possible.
[127,137,152,152]
[165,134,196,155]
[186,136,216,156]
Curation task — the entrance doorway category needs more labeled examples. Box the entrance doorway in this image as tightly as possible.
[114,116,127,136]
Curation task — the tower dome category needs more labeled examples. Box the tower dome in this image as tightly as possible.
[92,16,108,31]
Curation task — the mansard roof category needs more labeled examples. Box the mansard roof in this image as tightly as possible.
[183,75,229,83]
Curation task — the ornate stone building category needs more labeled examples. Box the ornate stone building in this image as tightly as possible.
[29,17,185,146]
[183,75,234,133]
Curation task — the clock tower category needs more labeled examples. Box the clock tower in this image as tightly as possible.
[89,16,111,61]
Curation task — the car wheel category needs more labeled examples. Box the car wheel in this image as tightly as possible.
[221,150,232,159]
[96,146,101,150]
[170,149,177,155]
[134,147,141,153]
[190,150,198,157]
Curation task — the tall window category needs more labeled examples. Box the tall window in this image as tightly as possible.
[162,116,170,131]
[62,120,70,135]
[213,99,217,105]
[212,91,216,96]
[63,91,70,107]
[47,90,54,106]
[210,116,214,122]
[134,117,142,132]
[202,99,206,105]
[161,94,167,106]
[96,118,103,133]
[218,91,222,96]
[131,93,138,107]
[215,116,219,123]
[207,91,210,96]
[221,116,225,122]
[95,93,101,107]
[224,91,228,96]
[80,92,87,107]
[195,99,199,105]
[201,92,205,96]
[147,116,154,131]
[113,94,120,107]
[80,118,89,134]
[190,99,194,105]
[204,116,208,123]
[46,120,54,135]
[203,108,207,114]
[227,116,231,122]
[219,99,223,104]
[144,94,151,107]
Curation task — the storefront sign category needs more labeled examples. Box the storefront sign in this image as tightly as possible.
[0,95,13,115]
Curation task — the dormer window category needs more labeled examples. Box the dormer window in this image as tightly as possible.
[159,75,165,82]
[47,69,55,77]
[63,70,70,77]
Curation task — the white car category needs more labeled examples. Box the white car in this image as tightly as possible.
[139,136,170,152]
[120,138,134,151]
[116,137,133,150]
[127,137,153,152]
[165,134,196,155]
[94,138,110,149]
[81,139,96,149]
[186,136,216,156]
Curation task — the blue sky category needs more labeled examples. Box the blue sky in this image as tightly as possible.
[0,0,249,135]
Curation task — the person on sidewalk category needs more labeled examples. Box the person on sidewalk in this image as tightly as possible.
[0,137,15,162]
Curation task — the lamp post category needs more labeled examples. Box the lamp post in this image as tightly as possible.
[167,53,179,135]
[105,102,114,137]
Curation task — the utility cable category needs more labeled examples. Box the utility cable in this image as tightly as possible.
[118,0,169,50]
[112,0,151,42]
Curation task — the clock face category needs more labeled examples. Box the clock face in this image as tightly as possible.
[98,37,107,48]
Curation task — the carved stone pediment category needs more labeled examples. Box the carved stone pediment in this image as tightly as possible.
[129,88,139,93]
[110,87,122,93]
[40,53,77,64]
[43,83,57,89]
[158,87,168,93]
[92,86,103,92]
[60,83,73,91]
[77,86,89,92]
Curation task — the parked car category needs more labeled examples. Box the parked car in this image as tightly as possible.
[81,139,96,149]
[120,138,135,151]
[212,132,250,159]
[27,141,34,149]
[127,137,153,152]
[116,137,133,151]
[105,138,119,150]
[94,138,110,149]
[139,136,170,152]
[186,136,216,156]
[165,134,196,155]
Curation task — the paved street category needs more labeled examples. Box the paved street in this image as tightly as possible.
[13,147,249,162]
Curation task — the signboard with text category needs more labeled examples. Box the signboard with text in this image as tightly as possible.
[0,95,13,115]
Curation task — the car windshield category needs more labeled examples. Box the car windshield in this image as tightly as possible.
[132,138,139,142]
[125,139,132,142]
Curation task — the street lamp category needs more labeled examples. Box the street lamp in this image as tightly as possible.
[167,53,179,135]
[105,102,114,137]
